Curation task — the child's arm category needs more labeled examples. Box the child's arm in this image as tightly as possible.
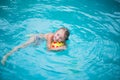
[45,33,54,49]
[1,35,36,65]
[1,34,48,65]
[1,33,49,65]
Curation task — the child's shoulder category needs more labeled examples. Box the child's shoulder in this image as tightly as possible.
[44,33,54,40]
[45,33,54,37]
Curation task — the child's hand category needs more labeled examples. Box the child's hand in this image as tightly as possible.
[62,46,66,49]
[1,55,7,65]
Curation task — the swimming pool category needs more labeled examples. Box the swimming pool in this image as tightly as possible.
[0,0,120,80]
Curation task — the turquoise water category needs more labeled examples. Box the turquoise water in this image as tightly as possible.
[0,0,120,80]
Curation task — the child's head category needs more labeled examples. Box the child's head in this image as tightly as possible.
[53,27,70,42]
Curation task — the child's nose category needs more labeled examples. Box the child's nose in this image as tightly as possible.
[56,36,59,40]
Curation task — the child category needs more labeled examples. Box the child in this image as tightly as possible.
[1,27,70,65]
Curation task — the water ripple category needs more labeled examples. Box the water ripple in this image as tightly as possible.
[0,0,120,80]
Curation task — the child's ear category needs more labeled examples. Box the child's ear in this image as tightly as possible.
[65,36,69,40]
[66,38,68,40]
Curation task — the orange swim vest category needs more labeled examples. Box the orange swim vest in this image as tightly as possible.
[51,42,65,48]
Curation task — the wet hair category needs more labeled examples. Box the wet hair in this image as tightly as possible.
[58,27,70,40]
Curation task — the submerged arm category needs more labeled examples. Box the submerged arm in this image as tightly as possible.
[1,33,49,65]
[1,35,36,65]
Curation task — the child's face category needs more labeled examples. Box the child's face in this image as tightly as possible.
[53,29,66,42]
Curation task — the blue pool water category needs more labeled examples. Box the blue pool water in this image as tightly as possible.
[0,0,120,80]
